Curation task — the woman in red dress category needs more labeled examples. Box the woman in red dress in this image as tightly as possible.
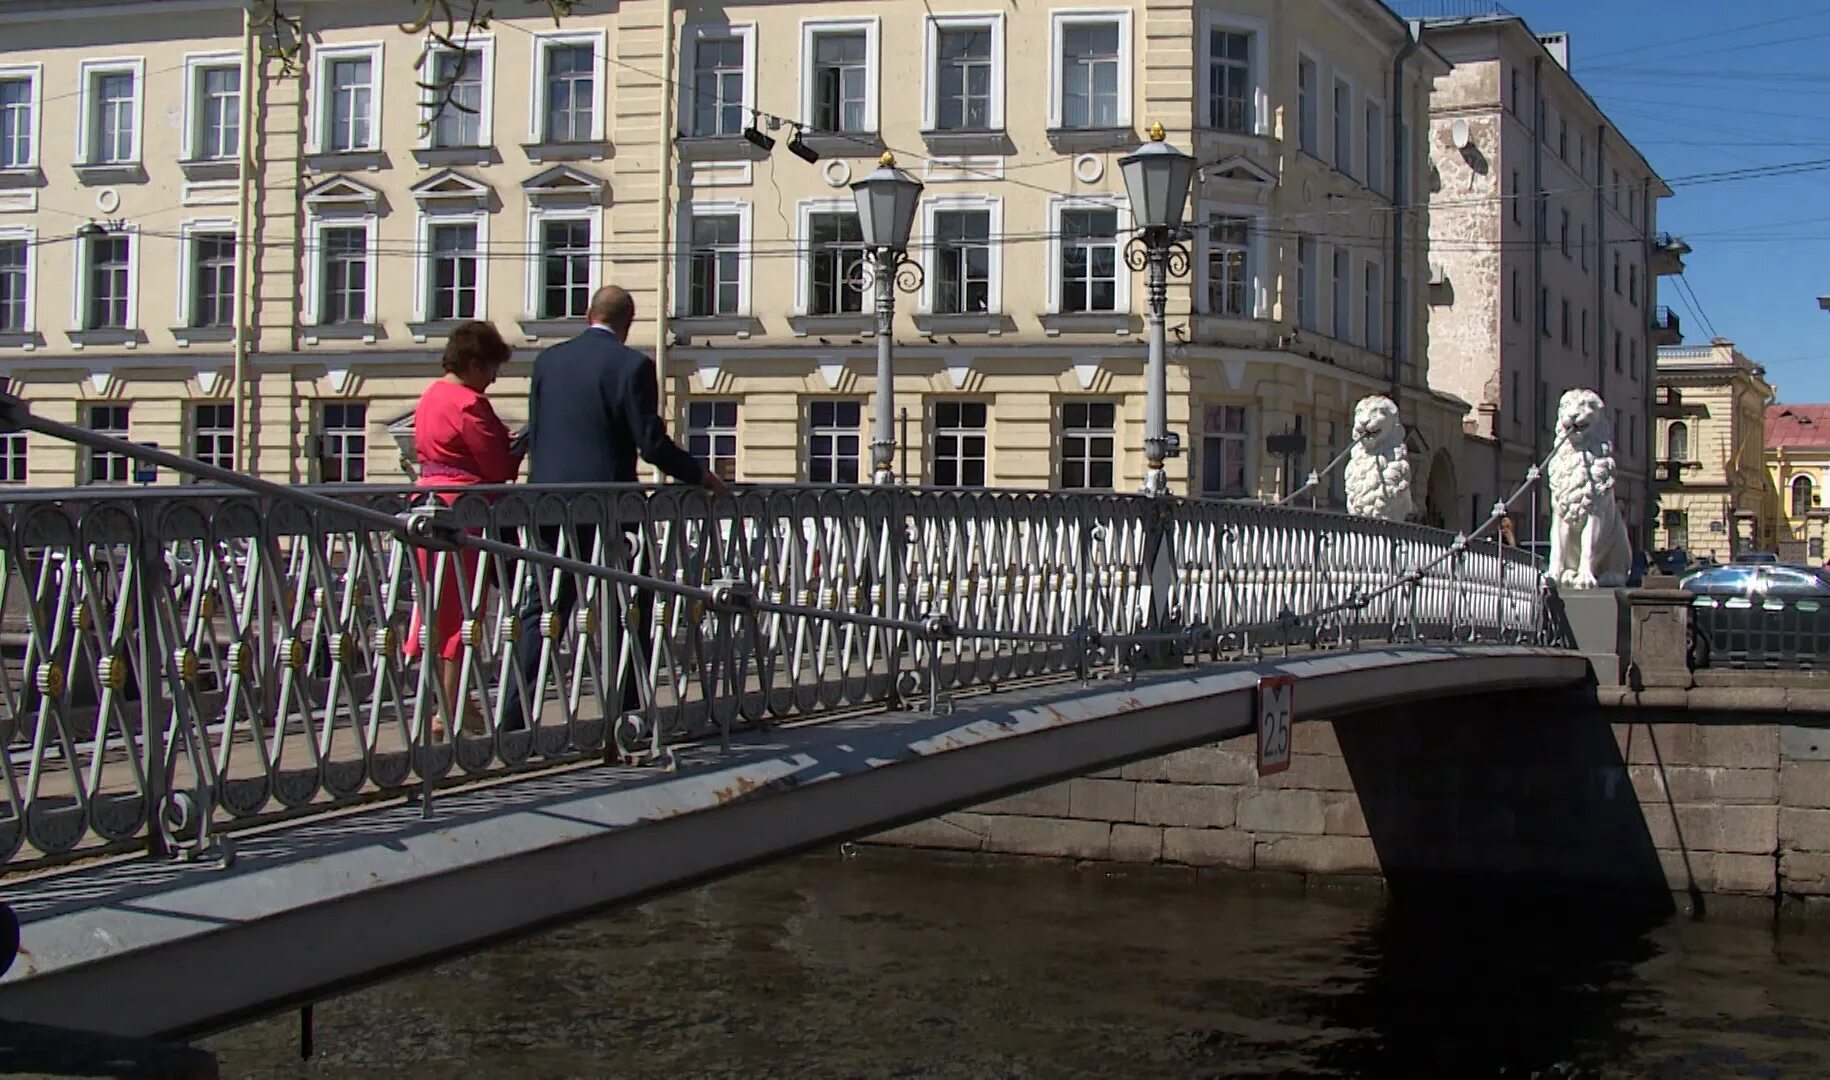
[405,321,524,738]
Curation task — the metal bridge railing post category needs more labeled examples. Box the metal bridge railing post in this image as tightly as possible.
[131,508,167,860]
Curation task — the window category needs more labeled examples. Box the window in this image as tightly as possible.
[1510,269,1521,323]
[807,400,861,484]
[1059,207,1119,313]
[0,238,24,331]
[1205,215,1251,317]
[932,401,987,487]
[1629,264,1639,306]
[1560,209,1570,257]
[1560,298,1570,347]
[1207,29,1251,132]
[1333,79,1352,176]
[1363,262,1383,354]
[806,211,864,315]
[1665,510,1689,550]
[1200,404,1248,498]
[1558,118,1567,160]
[0,432,23,484]
[1331,249,1349,341]
[810,28,869,133]
[687,214,742,317]
[1629,414,1638,457]
[429,50,483,148]
[1614,251,1621,294]
[1296,236,1317,331]
[1297,56,1318,155]
[1511,371,1521,424]
[1364,100,1383,194]
[691,35,746,137]
[190,233,235,328]
[539,218,591,319]
[1631,339,1640,379]
[324,53,376,152]
[428,222,479,320]
[1580,224,1588,270]
[933,208,991,315]
[1511,171,1522,224]
[686,401,738,482]
[87,68,137,164]
[191,63,240,160]
[1614,330,1623,372]
[85,404,129,485]
[0,74,32,168]
[1581,309,1589,356]
[86,234,131,329]
[931,19,997,131]
[542,44,595,142]
[319,226,368,324]
[1666,421,1688,462]
[1786,474,1811,517]
[1540,286,1550,336]
[191,402,234,472]
[1510,69,1521,115]
[1061,402,1116,490]
[1055,16,1123,129]
[318,403,367,483]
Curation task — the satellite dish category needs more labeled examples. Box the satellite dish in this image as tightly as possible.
[1450,118,1472,150]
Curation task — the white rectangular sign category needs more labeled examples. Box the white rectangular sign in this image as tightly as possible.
[1257,675,1294,777]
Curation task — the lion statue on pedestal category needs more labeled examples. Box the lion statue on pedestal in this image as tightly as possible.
[1546,388,1631,589]
[1344,395,1414,522]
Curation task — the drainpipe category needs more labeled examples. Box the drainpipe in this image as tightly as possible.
[232,3,257,473]
[652,0,677,470]
[1529,56,1544,474]
[1387,20,1420,404]
[1593,123,1607,395]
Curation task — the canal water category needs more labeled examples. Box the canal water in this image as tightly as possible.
[208,852,1830,1078]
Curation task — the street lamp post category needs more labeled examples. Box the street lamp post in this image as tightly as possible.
[1118,123,1197,497]
[851,152,925,485]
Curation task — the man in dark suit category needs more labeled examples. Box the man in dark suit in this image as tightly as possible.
[502,285,726,731]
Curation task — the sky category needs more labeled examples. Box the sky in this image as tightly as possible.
[1496,0,1830,402]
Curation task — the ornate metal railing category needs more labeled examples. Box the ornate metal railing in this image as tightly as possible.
[0,407,1554,870]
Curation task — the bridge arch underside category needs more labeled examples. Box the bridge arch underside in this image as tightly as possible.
[0,647,1587,1040]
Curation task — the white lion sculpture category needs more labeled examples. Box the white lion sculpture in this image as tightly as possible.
[1546,388,1631,589]
[1344,395,1414,522]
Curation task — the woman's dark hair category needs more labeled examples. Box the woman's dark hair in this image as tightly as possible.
[441,321,511,376]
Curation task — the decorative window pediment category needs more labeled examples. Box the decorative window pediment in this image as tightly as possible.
[303,174,382,212]
[409,168,491,210]
[522,164,604,206]
[1204,155,1277,187]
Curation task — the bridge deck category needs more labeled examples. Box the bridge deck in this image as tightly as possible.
[0,646,1588,1040]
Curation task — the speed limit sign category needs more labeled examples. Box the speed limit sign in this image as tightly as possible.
[1257,675,1295,776]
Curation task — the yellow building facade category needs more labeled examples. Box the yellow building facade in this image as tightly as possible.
[1651,342,1773,562]
[1764,404,1830,564]
[0,0,1466,504]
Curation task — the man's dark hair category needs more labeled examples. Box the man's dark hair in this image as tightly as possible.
[441,320,512,376]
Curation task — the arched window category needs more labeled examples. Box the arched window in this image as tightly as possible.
[1793,474,1816,517]
[1666,421,1689,463]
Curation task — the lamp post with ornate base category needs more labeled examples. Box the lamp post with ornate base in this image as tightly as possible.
[851,153,925,485]
[1118,123,1197,498]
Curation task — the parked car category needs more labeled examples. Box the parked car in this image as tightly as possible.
[1679,564,1830,598]
[1652,548,1689,575]
[1732,551,1780,565]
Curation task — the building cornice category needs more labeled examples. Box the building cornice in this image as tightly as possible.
[0,0,243,23]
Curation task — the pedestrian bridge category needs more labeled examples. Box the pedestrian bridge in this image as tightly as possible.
[0,405,1572,1038]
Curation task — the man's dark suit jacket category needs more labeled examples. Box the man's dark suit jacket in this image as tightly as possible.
[524,326,705,486]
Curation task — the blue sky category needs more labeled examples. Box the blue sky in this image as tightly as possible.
[1500,0,1830,401]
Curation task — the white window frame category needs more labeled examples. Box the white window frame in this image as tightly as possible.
[1193,204,1266,319]
[527,28,605,144]
[1199,402,1253,499]
[1363,97,1385,195]
[1332,74,1354,177]
[181,53,242,162]
[793,197,865,317]
[189,400,236,474]
[416,34,495,149]
[71,225,139,331]
[525,203,602,319]
[1363,256,1384,354]
[675,199,754,318]
[930,400,990,487]
[310,42,383,154]
[75,57,145,165]
[1330,246,1351,342]
[1295,235,1317,331]
[919,194,1002,316]
[414,207,489,322]
[1296,54,1319,157]
[317,401,369,484]
[1047,8,1132,131]
[1045,194,1131,316]
[679,23,757,139]
[0,225,36,334]
[0,63,43,171]
[84,403,131,486]
[174,218,237,329]
[1059,400,1119,490]
[1197,11,1268,137]
[685,400,740,482]
[0,431,25,484]
[303,213,380,326]
[799,17,881,135]
[921,12,1006,132]
[806,399,865,484]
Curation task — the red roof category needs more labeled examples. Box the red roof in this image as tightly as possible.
[1767,405,1830,450]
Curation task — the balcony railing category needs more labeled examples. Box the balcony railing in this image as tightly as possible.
[1651,306,1682,341]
